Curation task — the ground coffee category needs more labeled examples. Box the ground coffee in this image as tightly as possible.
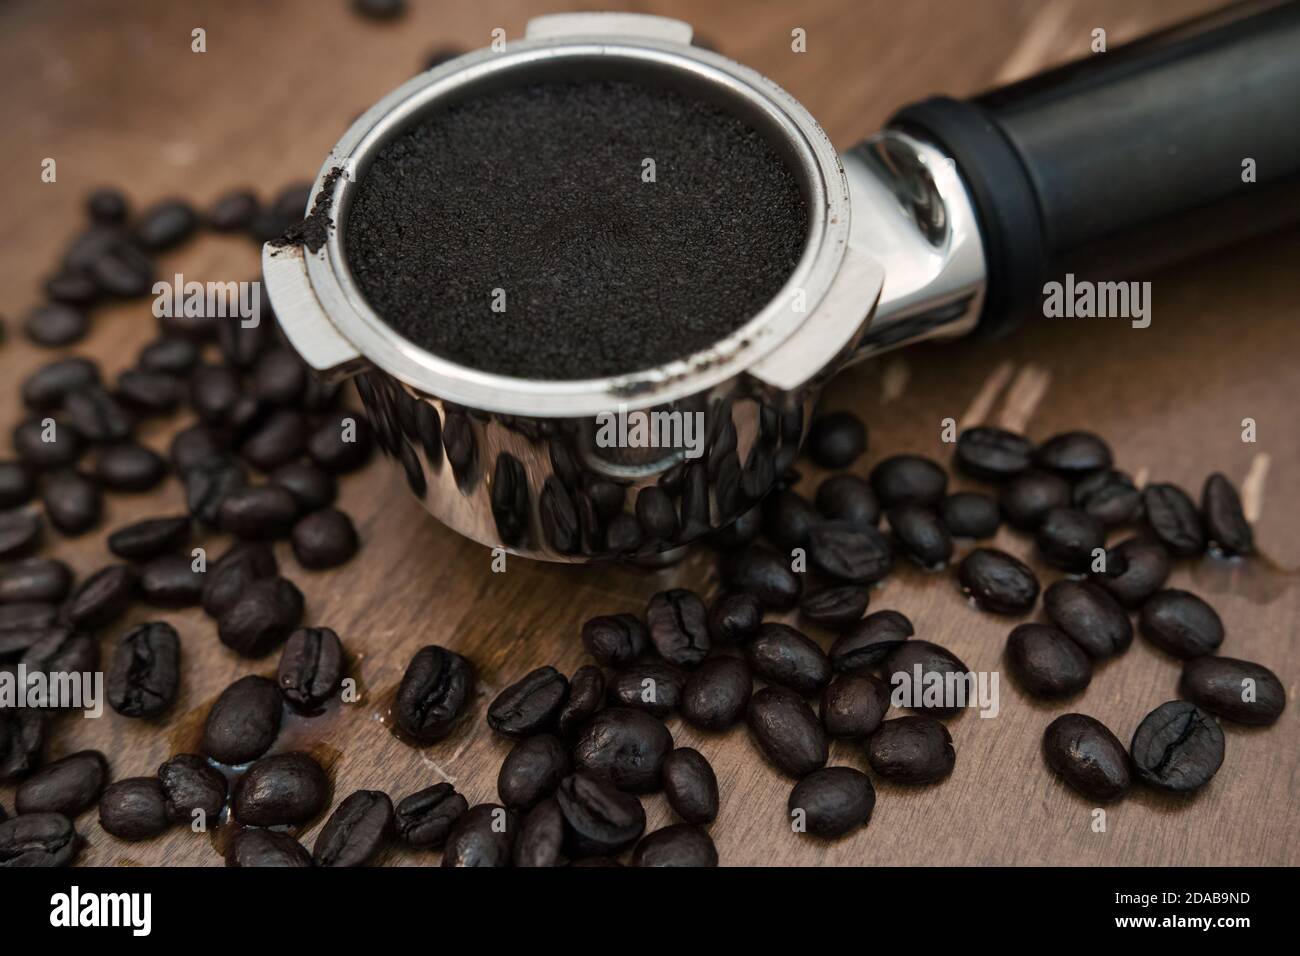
[344,79,808,380]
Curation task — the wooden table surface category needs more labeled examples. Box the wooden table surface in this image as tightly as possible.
[2,0,1296,867]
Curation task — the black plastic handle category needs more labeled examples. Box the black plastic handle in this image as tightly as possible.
[890,0,1300,334]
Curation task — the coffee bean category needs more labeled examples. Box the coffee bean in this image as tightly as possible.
[20,627,99,686]
[95,442,166,492]
[1201,473,1253,556]
[631,823,718,867]
[270,461,336,512]
[107,622,179,717]
[1042,579,1132,659]
[107,515,190,561]
[798,584,869,631]
[635,485,679,542]
[63,386,132,443]
[289,508,359,570]
[216,577,304,657]
[0,558,71,604]
[0,461,35,509]
[139,336,199,375]
[354,0,407,21]
[0,812,78,866]
[763,489,819,549]
[208,189,260,231]
[201,675,283,765]
[815,473,880,529]
[394,645,476,742]
[13,417,82,470]
[226,827,312,867]
[308,412,373,472]
[571,707,672,793]
[202,541,277,618]
[99,777,169,840]
[939,491,1000,539]
[829,609,913,673]
[136,198,197,250]
[116,368,181,415]
[645,589,710,667]
[240,409,307,473]
[1142,482,1205,556]
[1180,656,1285,726]
[233,751,329,826]
[557,773,645,858]
[0,509,43,559]
[139,553,205,607]
[820,674,889,738]
[314,790,394,867]
[805,411,867,468]
[185,457,247,527]
[514,798,563,867]
[887,505,953,567]
[1006,624,1092,698]
[15,750,107,817]
[556,664,604,737]
[958,548,1040,614]
[277,626,345,712]
[42,470,102,535]
[22,359,100,412]
[954,426,1033,480]
[581,614,646,668]
[0,600,57,633]
[64,564,136,630]
[23,303,88,347]
[999,470,1071,530]
[746,623,831,694]
[87,187,128,224]
[488,666,569,737]
[788,766,875,838]
[395,783,467,849]
[706,592,762,644]
[488,454,529,546]
[0,710,45,782]
[870,455,947,508]
[218,484,300,540]
[170,424,225,475]
[539,477,579,553]
[441,803,515,867]
[866,715,955,784]
[747,686,827,778]
[808,524,893,583]
[661,747,718,825]
[158,754,227,824]
[1035,431,1112,476]
[1090,536,1170,607]
[681,655,751,731]
[881,640,972,717]
[190,364,242,423]
[498,734,570,811]
[1073,468,1142,527]
[218,314,267,368]
[606,660,685,718]
[1041,714,1131,801]
[1139,589,1224,659]
[1129,700,1224,793]
[1035,506,1104,572]
[722,546,801,609]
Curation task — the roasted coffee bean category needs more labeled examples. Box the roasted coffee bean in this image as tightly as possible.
[107,515,189,561]
[870,455,947,508]
[939,491,1000,539]
[746,623,831,694]
[645,589,710,667]
[498,734,570,811]
[807,410,868,470]
[62,386,131,443]
[290,508,359,570]
[107,622,179,717]
[606,660,686,718]
[788,766,875,838]
[20,627,99,684]
[0,710,45,782]
[1035,431,1112,476]
[808,524,893,583]
[635,485,679,542]
[1041,714,1131,801]
[185,456,247,527]
[1042,579,1132,659]
[314,790,394,867]
[763,489,819,549]
[1201,473,1253,556]
[556,665,604,737]
[0,558,71,605]
[394,645,476,742]
[99,777,169,840]
[1073,468,1142,527]
[251,349,307,409]
[881,640,971,717]
[603,513,642,554]
[866,715,955,784]
[0,461,35,509]
[999,470,1071,531]
[747,686,827,778]
[0,811,78,866]
[1180,656,1285,726]
[488,666,569,737]
[1142,482,1205,556]
[95,441,165,492]
[632,824,717,867]
[218,484,300,540]
[829,609,913,673]
[241,409,306,472]
[190,363,242,422]
[207,188,260,231]
[661,747,718,824]
[23,303,88,346]
[1035,506,1104,572]
[354,0,407,20]
[954,425,1033,480]
[278,626,345,712]
[233,752,329,826]
[681,655,751,731]
[1091,536,1170,607]
[1129,700,1224,793]
[65,563,136,629]
[820,674,889,738]
[136,198,197,250]
[13,418,82,470]
[139,336,199,375]
[489,453,529,545]
[1139,589,1223,659]
[707,592,763,644]
[116,368,180,415]
[556,773,645,858]
[87,187,128,224]
[15,750,107,817]
[571,707,672,793]
[202,541,277,618]
[270,462,336,512]
[514,798,563,867]
[227,827,312,867]
[42,470,102,535]
[139,553,205,607]
[395,783,467,849]
[815,473,880,530]
[441,802,515,867]
[216,577,304,657]
[581,613,647,668]
[307,412,373,472]
[958,548,1040,614]
[0,509,43,559]
[22,357,99,410]
[202,675,284,765]
[1005,624,1092,698]
[539,477,579,553]
[0,600,57,632]
[170,424,224,475]
[887,505,953,567]
[158,754,227,823]
[799,584,869,631]
[722,546,801,609]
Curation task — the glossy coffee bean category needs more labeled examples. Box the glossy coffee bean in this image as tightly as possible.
[829,609,913,673]
[632,824,718,867]
[0,509,43,559]
[870,455,947,508]
[1006,624,1092,698]
[887,505,953,567]
[394,645,475,742]
[488,666,568,737]
[218,484,300,540]
[95,441,166,491]
[1180,656,1285,726]
[158,754,227,824]
[1035,431,1112,476]
[571,707,672,793]
[747,686,827,778]
[939,491,1000,539]
[307,412,373,472]
[277,626,345,712]
[1130,700,1224,793]
[660,747,719,825]
[645,589,710,667]
[1035,506,1104,572]
[763,489,819,549]
[514,798,564,867]
[227,827,312,867]
[1073,469,1142,527]
[99,777,169,840]
[815,473,880,529]
[207,188,260,231]
[253,349,307,406]
[271,461,336,512]
[789,766,875,838]
[1042,579,1133,659]
[498,734,570,811]
[202,675,284,765]
[233,752,329,826]
[808,524,893,583]
[354,0,408,21]
[62,386,131,443]
[217,577,304,657]
[1139,589,1223,659]
[139,553,205,607]
[798,585,867,632]
[581,613,647,668]
[291,508,358,569]
[958,548,1040,614]
[202,541,277,618]
[24,303,88,346]
[820,674,889,738]
[806,411,867,469]
[185,457,247,527]
[15,750,107,817]
[135,198,197,250]
[64,563,136,629]
[1201,473,1253,556]
[954,426,1032,480]
[87,187,128,224]
[107,515,189,561]
[1041,713,1131,801]
[0,600,57,632]
[556,664,604,737]
[746,623,831,694]
[999,470,1071,531]
[441,803,515,867]
[314,790,394,867]
[139,336,199,375]
[106,621,179,717]
[42,470,102,535]
[1142,482,1205,556]
[395,783,467,849]
[1090,536,1171,607]
[13,417,82,471]
[0,710,45,783]
[0,558,71,605]
[866,716,955,784]
[707,592,762,644]
[557,774,645,858]
[170,424,224,475]
[0,461,36,510]
[679,656,751,732]
[116,368,181,415]
[635,485,679,542]
[722,546,801,609]
[190,364,242,422]
[241,409,307,472]
[19,627,99,686]
[606,660,685,718]
[881,640,972,717]
[0,811,79,866]
[22,357,99,410]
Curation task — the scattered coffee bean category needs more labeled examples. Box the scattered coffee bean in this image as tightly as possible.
[314,790,394,867]
[571,707,672,793]
[42,470,102,535]
[190,364,242,422]
[1006,624,1092,698]
[746,623,831,694]
[158,754,228,824]
[139,553,205,607]
[635,485,679,542]
[13,417,82,470]
[1090,536,1171,607]
[241,409,307,471]
[87,187,128,224]
[170,424,224,475]
[1129,700,1224,793]
[23,303,88,347]
[645,588,710,667]
[681,655,751,731]
[488,666,569,737]
[354,0,408,21]
[218,484,300,540]
[514,798,563,867]
[632,823,718,867]
[999,470,1071,531]
[1035,506,1104,572]
[0,600,57,632]
[1139,589,1224,659]
[1041,713,1131,801]
[870,455,947,508]
[799,584,869,631]
[395,783,468,849]
[291,508,359,569]
[606,660,685,718]
[217,577,304,657]
[1042,579,1133,659]
[116,368,181,415]
[954,426,1033,480]
[307,412,373,472]
[277,626,345,712]
[721,546,801,609]
[763,489,819,549]
[23,358,100,411]
[808,523,893,583]
[939,491,1000,539]
[0,710,45,782]
[1073,468,1142,527]
[829,609,913,673]
[958,548,1040,614]
[662,747,719,824]
[706,592,763,644]
[107,515,189,561]
[556,664,604,737]
[252,349,308,407]
[1201,473,1253,556]
[185,456,247,527]
[207,189,260,232]
[806,411,867,468]
[95,441,166,491]
[0,509,43,559]
[0,811,78,866]
[820,673,889,738]
[227,827,312,867]
[881,640,972,717]
[866,716,955,784]
[271,461,336,512]
[202,675,284,765]
[65,563,137,629]
[63,386,131,443]
[887,505,953,567]
[202,541,277,618]
[1035,431,1112,476]
[788,766,875,838]
[20,627,99,686]
[106,622,179,717]
[139,336,199,375]
[1142,482,1206,556]
[135,198,197,250]
[0,558,71,605]
[747,686,827,778]
[1180,656,1285,725]
[393,645,476,742]
[99,777,169,840]
[815,473,880,529]
[498,734,570,811]
[233,751,329,826]
[0,461,35,509]
[557,773,645,858]
[581,613,647,668]
[441,803,515,867]
[15,750,107,817]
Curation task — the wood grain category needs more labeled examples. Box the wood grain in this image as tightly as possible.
[2,0,1296,867]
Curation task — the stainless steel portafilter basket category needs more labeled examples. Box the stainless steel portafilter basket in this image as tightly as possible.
[263,7,1300,562]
